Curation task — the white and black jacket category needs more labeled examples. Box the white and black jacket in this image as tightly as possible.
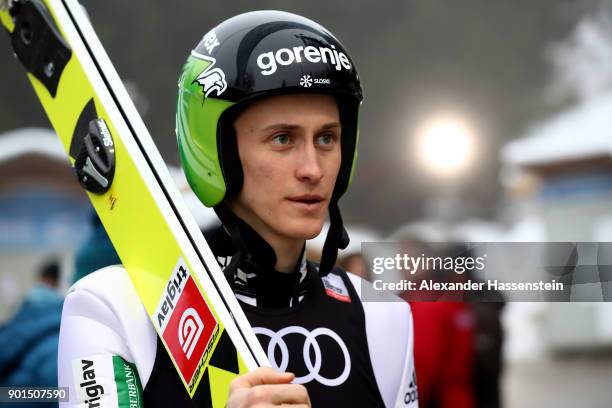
[58,229,417,407]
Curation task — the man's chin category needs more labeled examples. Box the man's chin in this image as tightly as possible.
[283,218,325,241]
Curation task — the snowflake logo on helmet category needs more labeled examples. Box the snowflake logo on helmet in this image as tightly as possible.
[191,50,228,97]
[300,75,313,88]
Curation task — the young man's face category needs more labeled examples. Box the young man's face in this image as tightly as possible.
[229,93,342,244]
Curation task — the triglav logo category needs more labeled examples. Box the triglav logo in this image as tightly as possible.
[254,326,351,387]
[77,359,104,407]
[156,262,188,331]
[257,44,352,76]
[155,258,219,393]
[178,307,204,360]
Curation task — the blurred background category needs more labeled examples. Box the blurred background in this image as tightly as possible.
[1,0,612,406]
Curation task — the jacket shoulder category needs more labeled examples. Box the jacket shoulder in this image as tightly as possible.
[59,266,157,399]
[345,272,417,407]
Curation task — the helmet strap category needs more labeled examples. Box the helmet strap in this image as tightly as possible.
[213,204,277,270]
[318,199,350,276]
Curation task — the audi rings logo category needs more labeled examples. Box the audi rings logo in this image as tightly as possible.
[253,326,351,387]
[178,308,204,359]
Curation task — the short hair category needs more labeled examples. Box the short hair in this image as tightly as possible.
[40,260,60,282]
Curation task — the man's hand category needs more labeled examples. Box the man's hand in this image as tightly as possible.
[226,367,311,407]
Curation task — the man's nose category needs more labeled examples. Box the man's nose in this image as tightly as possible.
[295,143,323,183]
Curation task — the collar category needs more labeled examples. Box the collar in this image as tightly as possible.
[207,226,311,308]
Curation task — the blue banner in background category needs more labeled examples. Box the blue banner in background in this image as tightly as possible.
[0,189,91,249]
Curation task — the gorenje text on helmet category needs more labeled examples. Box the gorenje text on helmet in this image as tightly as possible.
[256,44,352,76]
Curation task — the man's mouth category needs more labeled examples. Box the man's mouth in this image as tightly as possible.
[287,194,325,204]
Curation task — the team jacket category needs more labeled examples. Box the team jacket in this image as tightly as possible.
[58,229,418,407]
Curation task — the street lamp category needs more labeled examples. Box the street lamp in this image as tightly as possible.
[414,114,478,222]
[416,116,476,178]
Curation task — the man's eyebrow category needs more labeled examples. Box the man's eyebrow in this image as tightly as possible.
[321,122,341,130]
[261,122,341,131]
[262,123,300,131]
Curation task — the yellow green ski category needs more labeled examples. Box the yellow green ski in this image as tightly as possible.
[0,0,267,405]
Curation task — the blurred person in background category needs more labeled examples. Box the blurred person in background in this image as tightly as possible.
[405,246,476,408]
[393,222,506,408]
[459,246,505,408]
[448,230,505,408]
[0,259,63,406]
[0,168,218,404]
[391,224,476,408]
[469,295,504,408]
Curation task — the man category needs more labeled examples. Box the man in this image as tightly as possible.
[1,260,63,408]
[59,11,416,407]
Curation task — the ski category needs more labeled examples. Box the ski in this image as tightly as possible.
[0,0,267,404]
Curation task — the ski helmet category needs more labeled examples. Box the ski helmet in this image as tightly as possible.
[176,10,362,207]
[176,10,363,275]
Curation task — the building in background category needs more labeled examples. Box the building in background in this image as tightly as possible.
[500,93,612,355]
[0,128,91,322]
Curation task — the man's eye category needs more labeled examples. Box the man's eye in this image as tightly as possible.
[271,134,291,145]
[316,133,335,145]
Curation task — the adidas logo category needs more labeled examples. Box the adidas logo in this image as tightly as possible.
[404,371,418,405]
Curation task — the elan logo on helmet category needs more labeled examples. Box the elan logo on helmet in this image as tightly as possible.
[256,44,352,76]
[201,30,220,55]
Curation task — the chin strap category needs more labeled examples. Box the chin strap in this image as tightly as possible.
[318,199,350,277]
[213,204,276,267]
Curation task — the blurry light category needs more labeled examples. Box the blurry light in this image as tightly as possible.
[416,116,476,177]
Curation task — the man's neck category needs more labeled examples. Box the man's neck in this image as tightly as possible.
[265,235,304,273]
[221,223,304,273]
[221,204,305,273]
